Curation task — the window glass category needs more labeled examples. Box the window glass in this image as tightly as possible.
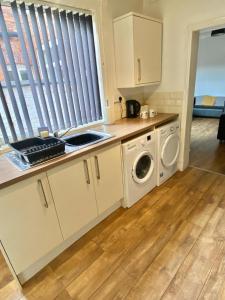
[0,2,103,145]
[20,70,29,81]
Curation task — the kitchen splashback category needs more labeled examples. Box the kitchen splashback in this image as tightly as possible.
[144,91,183,116]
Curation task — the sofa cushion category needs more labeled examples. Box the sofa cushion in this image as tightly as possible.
[195,96,225,107]
[201,95,216,106]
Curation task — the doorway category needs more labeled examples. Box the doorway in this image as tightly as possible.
[189,27,225,174]
[181,18,225,174]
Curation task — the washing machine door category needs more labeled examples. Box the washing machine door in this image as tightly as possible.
[132,151,154,184]
[161,133,180,168]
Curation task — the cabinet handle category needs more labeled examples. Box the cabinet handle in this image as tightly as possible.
[94,156,100,180]
[38,179,48,208]
[137,58,141,82]
[83,160,90,184]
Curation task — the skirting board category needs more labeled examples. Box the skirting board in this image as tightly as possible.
[17,200,122,285]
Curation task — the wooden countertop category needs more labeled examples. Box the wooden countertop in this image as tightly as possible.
[0,113,178,189]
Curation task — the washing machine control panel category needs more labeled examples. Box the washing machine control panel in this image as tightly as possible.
[141,134,152,146]
[123,132,155,154]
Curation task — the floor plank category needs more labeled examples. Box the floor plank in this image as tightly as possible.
[161,176,225,300]
[1,167,225,300]
[0,253,13,290]
[197,203,225,300]
[125,221,202,300]
[162,238,225,300]
[198,243,225,300]
[190,117,225,174]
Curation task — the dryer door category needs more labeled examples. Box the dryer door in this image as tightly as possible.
[132,151,154,184]
[161,133,180,168]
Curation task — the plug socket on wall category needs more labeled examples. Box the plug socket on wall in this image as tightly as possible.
[114,95,125,104]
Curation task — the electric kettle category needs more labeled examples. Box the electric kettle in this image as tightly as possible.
[126,100,141,118]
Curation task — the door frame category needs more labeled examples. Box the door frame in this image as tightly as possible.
[180,17,225,170]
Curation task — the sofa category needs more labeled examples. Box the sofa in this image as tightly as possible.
[193,96,225,118]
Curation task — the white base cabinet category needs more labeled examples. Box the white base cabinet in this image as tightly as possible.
[47,156,98,240]
[0,173,63,274]
[48,143,123,238]
[0,142,124,282]
[91,144,123,214]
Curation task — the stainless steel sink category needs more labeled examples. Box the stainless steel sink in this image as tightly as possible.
[5,130,113,171]
[62,130,113,149]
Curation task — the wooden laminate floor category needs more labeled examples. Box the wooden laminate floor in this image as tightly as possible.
[190,117,225,174]
[1,167,225,299]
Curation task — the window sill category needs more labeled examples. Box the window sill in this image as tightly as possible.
[0,145,11,156]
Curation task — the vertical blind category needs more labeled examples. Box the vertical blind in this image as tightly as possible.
[0,1,102,144]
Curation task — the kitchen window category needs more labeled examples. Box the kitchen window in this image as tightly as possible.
[0,1,103,146]
[6,66,29,82]
[19,69,29,81]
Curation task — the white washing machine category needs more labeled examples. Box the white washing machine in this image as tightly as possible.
[122,131,156,208]
[156,120,180,186]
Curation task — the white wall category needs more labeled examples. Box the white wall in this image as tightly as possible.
[195,35,225,96]
[143,0,225,92]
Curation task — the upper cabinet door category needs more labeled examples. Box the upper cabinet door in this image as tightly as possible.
[0,173,63,274]
[91,144,123,214]
[47,157,98,240]
[114,12,162,88]
[133,16,162,85]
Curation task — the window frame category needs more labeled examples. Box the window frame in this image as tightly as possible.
[0,0,107,150]
[6,65,29,83]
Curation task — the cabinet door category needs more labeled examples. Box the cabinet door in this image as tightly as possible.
[47,157,98,240]
[0,174,63,274]
[134,16,162,85]
[91,144,123,214]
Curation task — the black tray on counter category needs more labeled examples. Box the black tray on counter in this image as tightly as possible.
[9,137,65,165]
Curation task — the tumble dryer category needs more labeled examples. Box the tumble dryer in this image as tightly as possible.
[156,120,180,186]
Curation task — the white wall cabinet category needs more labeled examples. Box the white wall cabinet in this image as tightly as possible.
[91,144,123,214]
[0,173,63,274]
[47,156,98,240]
[114,12,162,88]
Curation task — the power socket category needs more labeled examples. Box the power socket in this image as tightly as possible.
[117,96,126,118]
[114,96,125,104]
